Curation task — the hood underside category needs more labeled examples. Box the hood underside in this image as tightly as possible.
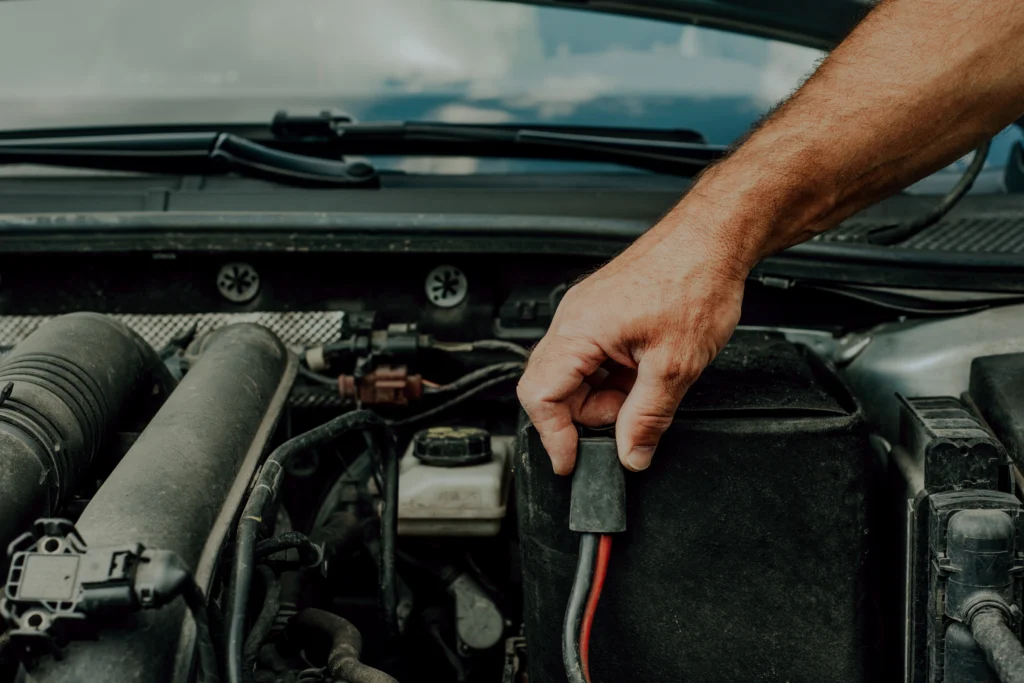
[495,0,875,48]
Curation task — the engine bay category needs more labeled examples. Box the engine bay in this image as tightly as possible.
[0,245,1023,683]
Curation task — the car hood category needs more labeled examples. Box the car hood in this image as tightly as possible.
[503,0,875,48]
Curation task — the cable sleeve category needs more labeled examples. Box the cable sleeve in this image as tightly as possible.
[564,533,599,683]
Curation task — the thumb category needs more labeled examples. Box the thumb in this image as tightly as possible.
[615,349,694,472]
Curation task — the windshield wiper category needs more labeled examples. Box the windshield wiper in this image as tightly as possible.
[0,112,727,181]
[335,122,724,175]
[267,110,725,175]
[0,131,379,187]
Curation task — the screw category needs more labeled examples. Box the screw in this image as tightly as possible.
[425,265,468,308]
[217,263,261,304]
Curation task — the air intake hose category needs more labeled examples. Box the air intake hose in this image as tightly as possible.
[0,312,174,550]
[32,323,295,683]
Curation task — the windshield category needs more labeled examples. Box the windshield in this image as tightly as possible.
[0,0,1017,186]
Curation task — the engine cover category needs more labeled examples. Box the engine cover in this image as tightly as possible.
[516,331,883,682]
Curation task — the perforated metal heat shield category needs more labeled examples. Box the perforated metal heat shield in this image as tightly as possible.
[0,311,344,351]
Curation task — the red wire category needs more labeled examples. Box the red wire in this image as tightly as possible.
[580,534,613,683]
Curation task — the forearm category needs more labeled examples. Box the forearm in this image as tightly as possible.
[662,0,1024,271]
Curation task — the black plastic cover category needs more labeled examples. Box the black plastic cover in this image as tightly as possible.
[516,332,881,682]
[898,395,1007,492]
[569,438,626,533]
[970,353,1024,470]
[913,490,1022,683]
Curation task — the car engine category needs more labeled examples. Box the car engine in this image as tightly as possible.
[1,257,1024,683]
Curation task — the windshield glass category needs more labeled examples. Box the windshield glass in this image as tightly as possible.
[0,0,1016,187]
[0,0,819,142]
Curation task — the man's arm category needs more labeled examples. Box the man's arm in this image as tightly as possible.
[517,0,1024,475]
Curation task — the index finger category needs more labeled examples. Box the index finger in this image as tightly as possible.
[516,334,608,474]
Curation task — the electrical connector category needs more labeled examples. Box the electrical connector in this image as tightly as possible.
[564,437,627,683]
[0,518,217,682]
[569,438,627,534]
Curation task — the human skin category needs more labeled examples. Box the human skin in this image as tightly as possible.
[517,0,1024,474]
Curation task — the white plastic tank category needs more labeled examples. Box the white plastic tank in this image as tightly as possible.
[397,426,512,536]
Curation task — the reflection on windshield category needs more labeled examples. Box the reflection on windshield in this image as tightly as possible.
[0,0,820,145]
[0,0,1013,189]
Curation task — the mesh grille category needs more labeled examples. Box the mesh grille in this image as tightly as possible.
[902,216,1024,253]
[816,215,1024,253]
[815,221,883,242]
[0,311,344,350]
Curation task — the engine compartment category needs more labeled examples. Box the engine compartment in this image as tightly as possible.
[1,253,1024,683]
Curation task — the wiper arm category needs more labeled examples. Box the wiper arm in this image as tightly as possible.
[269,111,726,175]
[0,131,378,187]
[286,117,726,176]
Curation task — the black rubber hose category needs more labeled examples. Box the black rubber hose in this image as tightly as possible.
[255,532,322,567]
[291,609,398,683]
[180,574,221,683]
[0,312,175,550]
[868,139,992,245]
[379,429,400,637]
[243,566,281,682]
[970,608,1024,683]
[226,410,398,683]
[33,323,292,683]
[563,533,598,683]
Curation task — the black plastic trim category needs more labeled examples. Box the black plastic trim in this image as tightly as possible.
[0,211,1023,290]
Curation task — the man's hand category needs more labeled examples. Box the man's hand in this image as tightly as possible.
[519,0,1024,474]
[517,219,747,474]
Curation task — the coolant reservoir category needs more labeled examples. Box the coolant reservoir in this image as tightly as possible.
[397,426,512,536]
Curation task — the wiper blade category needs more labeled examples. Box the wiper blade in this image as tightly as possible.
[0,113,727,179]
[0,131,378,187]
[332,122,726,175]
[269,112,725,176]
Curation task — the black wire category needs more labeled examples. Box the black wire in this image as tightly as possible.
[391,372,520,429]
[867,139,991,245]
[243,566,281,682]
[297,366,339,386]
[424,362,524,394]
[469,340,530,358]
[563,534,598,683]
[432,339,530,358]
[254,532,322,566]
[180,574,222,683]
[225,410,399,683]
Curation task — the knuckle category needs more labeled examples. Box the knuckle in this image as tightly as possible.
[659,356,702,389]
[630,412,675,442]
[561,281,586,303]
[515,377,537,406]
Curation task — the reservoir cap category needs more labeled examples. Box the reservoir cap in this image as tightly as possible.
[413,426,492,468]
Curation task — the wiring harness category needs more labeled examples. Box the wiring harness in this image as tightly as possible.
[563,438,627,683]
[225,410,399,683]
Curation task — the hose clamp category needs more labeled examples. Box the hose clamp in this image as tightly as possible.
[963,594,1015,627]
